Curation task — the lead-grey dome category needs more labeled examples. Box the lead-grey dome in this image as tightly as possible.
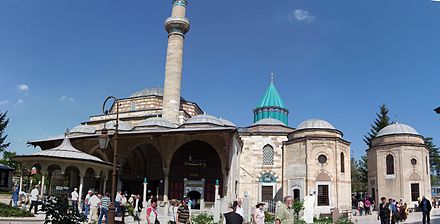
[70,124,96,134]
[376,123,419,137]
[130,87,185,100]
[33,136,105,163]
[136,117,178,129]
[185,114,234,127]
[297,119,336,130]
[253,118,286,126]
[104,120,133,131]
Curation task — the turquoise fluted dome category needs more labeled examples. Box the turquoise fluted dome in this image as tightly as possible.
[253,81,289,125]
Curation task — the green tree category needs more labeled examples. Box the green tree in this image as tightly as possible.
[0,111,10,153]
[363,104,391,147]
[0,151,21,171]
[424,137,440,185]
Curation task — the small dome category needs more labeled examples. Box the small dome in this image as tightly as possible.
[70,124,96,134]
[297,119,336,130]
[376,123,419,137]
[185,114,234,127]
[130,87,185,100]
[253,118,286,126]
[136,117,178,129]
[104,120,133,131]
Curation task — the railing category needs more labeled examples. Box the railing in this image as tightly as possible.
[263,200,277,214]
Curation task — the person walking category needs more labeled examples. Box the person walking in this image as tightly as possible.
[11,185,19,207]
[84,190,93,221]
[146,197,159,224]
[71,188,79,213]
[28,185,39,214]
[115,191,123,216]
[168,199,178,224]
[378,197,391,224]
[420,196,432,224]
[358,199,365,216]
[224,201,244,224]
[98,193,110,224]
[275,196,294,224]
[177,197,191,224]
[253,202,265,224]
[134,194,143,222]
[365,198,372,215]
[236,198,244,218]
[89,192,101,223]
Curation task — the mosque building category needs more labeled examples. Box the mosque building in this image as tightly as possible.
[13,0,431,219]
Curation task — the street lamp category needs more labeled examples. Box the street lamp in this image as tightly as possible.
[99,96,119,224]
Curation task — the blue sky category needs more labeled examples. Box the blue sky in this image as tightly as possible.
[0,0,439,159]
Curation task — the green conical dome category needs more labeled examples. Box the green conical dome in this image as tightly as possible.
[258,83,286,108]
[253,80,289,125]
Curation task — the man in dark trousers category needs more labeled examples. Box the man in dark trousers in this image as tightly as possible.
[420,196,432,224]
[378,197,391,224]
[224,201,244,224]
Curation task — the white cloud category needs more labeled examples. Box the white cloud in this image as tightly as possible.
[18,84,29,92]
[17,99,24,104]
[289,9,315,22]
[60,95,75,102]
[0,100,9,105]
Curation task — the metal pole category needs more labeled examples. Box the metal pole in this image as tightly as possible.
[103,96,119,224]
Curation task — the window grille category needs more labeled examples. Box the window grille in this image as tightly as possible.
[262,145,274,165]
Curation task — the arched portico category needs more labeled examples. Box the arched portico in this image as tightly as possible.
[168,140,223,207]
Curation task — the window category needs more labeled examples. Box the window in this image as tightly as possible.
[0,171,8,187]
[340,152,345,173]
[411,183,420,201]
[317,185,330,206]
[261,186,274,201]
[318,155,327,164]
[426,156,429,174]
[411,158,417,165]
[262,145,274,165]
[386,154,394,175]
[293,189,301,201]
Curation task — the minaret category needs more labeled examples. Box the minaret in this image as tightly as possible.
[162,0,190,124]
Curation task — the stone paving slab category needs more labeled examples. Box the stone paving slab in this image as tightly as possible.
[352,208,440,224]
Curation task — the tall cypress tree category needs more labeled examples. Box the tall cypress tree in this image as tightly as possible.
[364,104,391,147]
[424,137,440,185]
[0,111,10,153]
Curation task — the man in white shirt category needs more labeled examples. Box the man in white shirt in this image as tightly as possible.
[84,190,93,221]
[71,188,79,213]
[89,193,101,223]
[115,191,123,216]
[28,185,39,214]
[235,197,244,218]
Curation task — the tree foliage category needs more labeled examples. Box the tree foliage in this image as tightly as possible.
[0,111,10,153]
[424,137,440,185]
[363,104,391,147]
[0,151,21,171]
[351,156,367,193]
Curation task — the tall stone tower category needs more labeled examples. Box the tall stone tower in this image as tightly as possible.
[162,0,190,124]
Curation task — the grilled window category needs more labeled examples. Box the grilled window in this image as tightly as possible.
[317,185,330,206]
[411,183,420,202]
[386,154,394,175]
[262,145,274,165]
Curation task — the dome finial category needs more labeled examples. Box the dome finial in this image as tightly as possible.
[270,72,275,84]
[394,115,399,124]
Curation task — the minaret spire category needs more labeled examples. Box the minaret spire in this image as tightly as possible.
[270,72,275,84]
[162,0,190,124]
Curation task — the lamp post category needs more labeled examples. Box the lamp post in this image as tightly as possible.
[99,96,119,224]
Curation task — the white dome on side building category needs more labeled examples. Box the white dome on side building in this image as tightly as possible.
[297,119,336,130]
[376,123,419,137]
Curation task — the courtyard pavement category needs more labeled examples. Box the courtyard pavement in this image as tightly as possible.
[352,208,440,224]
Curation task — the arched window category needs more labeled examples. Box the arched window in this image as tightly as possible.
[340,152,345,173]
[293,189,301,201]
[386,154,394,175]
[262,145,274,165]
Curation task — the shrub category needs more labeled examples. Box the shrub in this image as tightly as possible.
[292,200,304,221]
[192,212,214,224]
[336,217,355,224]
[0,202,34,217]
[43,195,86,224]
[314,216,333,224]
[264,211,275,223]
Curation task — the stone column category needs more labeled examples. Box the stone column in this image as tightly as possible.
[143,178,148,207]
[78,173,85,211]
[213,181,220,223]
[40,174,45,198]
[162,0,190,124]
[164,175,169,202]
[102,176,107,194]
[200,178,205,210]
[19,175,23,192]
